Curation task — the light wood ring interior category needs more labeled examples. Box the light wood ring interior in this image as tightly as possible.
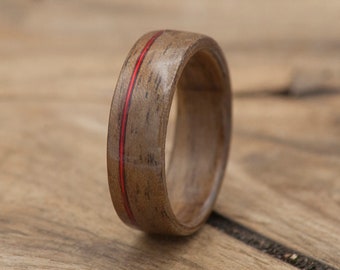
[166,49,228,228]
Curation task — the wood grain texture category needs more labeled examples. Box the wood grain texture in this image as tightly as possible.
[216,94,340,268]
[107,30,231,235]
[0,0,339,269]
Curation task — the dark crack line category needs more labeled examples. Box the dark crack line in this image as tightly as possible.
[207,211,338,270]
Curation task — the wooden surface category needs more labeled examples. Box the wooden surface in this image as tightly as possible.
[0,0,339,269]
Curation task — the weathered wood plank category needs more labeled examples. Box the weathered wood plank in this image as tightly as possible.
[1,0,340,269]
[215,94,340,268]
[0,101,295,270]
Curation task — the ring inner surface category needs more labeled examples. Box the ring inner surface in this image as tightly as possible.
[166,49,227,227]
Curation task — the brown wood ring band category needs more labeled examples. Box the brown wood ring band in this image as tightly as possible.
[107,30,232,235]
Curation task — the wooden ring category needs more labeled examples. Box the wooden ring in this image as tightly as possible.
[107,30,232,235]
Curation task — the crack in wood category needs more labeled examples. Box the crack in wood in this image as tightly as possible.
[208,211,338,270]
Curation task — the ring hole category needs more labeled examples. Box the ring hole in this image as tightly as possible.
[165,49,229,228]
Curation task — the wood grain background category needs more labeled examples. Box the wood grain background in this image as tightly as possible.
[0,0,339,269]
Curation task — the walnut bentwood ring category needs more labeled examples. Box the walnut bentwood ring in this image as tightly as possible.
[107,30,232,235]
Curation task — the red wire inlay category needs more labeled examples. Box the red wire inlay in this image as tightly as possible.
[119,31,164,225]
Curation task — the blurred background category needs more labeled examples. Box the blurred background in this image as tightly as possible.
[1,0,339,100]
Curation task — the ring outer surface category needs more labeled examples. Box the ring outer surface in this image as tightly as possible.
[107,30,232,235]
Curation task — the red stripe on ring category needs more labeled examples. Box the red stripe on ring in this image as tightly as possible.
[119,31,164,225]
